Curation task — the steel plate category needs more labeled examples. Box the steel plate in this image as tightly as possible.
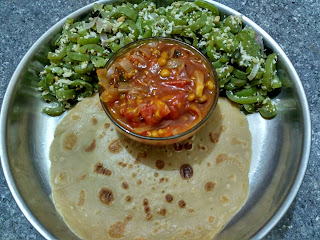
[0,1,311,239]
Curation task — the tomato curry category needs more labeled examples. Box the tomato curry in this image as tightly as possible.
[98,39,216,137]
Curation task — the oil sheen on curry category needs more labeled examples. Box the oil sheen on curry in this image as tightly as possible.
[98,39,216,137]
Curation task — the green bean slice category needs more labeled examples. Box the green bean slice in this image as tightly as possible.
[234,87,258,97]
[262,53,277,91]
[56,89,76,101]
[78,44,104,54]
[69,80,93,98]
[243,104,257,113]
[216,65,234,79]
[91,55,108,67]
[258,100,277,118]
[111,6,138,22]
[226,91,265,104]
[194,0,219,16]
[230,77,247,87]
[232,68,247,80]
[42,102,65,116]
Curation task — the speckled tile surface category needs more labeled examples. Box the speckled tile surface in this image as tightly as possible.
[0,0,319,239]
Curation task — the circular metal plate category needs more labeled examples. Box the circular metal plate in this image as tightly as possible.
[0,1,311,239]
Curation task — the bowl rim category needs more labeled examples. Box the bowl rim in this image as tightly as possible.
[98,37,220,142]
[0,0,311,239]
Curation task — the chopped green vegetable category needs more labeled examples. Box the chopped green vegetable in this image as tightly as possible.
[38,0,281,118]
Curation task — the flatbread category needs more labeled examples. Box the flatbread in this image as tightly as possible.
[50,95,251,240]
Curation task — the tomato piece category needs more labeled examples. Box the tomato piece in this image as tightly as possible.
[162,80,190,88]
[139,98,170,125]
[165,94,187,119]
[121,107,140,123]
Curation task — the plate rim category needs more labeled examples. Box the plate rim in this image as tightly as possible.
[0,1,312,239]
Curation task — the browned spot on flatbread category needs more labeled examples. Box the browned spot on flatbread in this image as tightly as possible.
[208,216,215,223]
[122,182,129,190]
[132,173,137,178]
[104,123,110,129]
[204,182,216,192]
[99,131,106,139]
[155,160,165,169]
[154,172,159,178]
[109,221,126,238]
[188,209,194,213]
[72,115,80,120]
[157,208,166,216]
[228,174,235,180]
[231,137,248,147]
[165,194,173,203]
[173,142,183,151]
[221,195,230,204]
[85,139,96,152]
[125,195,132,202]
[209,126,226,143]
[207,162,211,167]
[178,200,186,208]
[63,133,77,151]
[209,132,220,143]
[128,164,133,168]
[99,187,114,205]
[77,190,85,207]
[54,171,68,185]
[137,179,142,185]
[180,164,193,179]
[79,174,86,180]
[135,151,147,164]
[198,144,207,150]
[216,153,228,164]
[91,117,98,125]
[118,162,127,167]
[159,177,168,183]
[216,154,244,170]
[125,215,133,222]
[143,198,152,220]
[108,139,123,153]
[94,162,112,176]
[184,142,193,150]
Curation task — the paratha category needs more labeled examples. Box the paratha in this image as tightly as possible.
[50,95,251,240]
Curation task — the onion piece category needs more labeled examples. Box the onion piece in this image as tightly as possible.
[247,62,261,80]
[187,104,202,119]
[166,59,185,69]
[193,70,204,97]
[118,82,133,92]
[118,59,134,72]
[137,47,151,58]
[148,41,158,48]
[96,68,109,89]
[131,54,147,67]
[100,33,108,47]
[255,33,265,54]
[82,17,97,30]
[167,47,175,58]
[96,18,113,33]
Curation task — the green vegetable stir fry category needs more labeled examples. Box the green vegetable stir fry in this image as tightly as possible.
[39,0,281,118]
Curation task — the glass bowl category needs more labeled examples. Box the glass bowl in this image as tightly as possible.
[98,37,219,145]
